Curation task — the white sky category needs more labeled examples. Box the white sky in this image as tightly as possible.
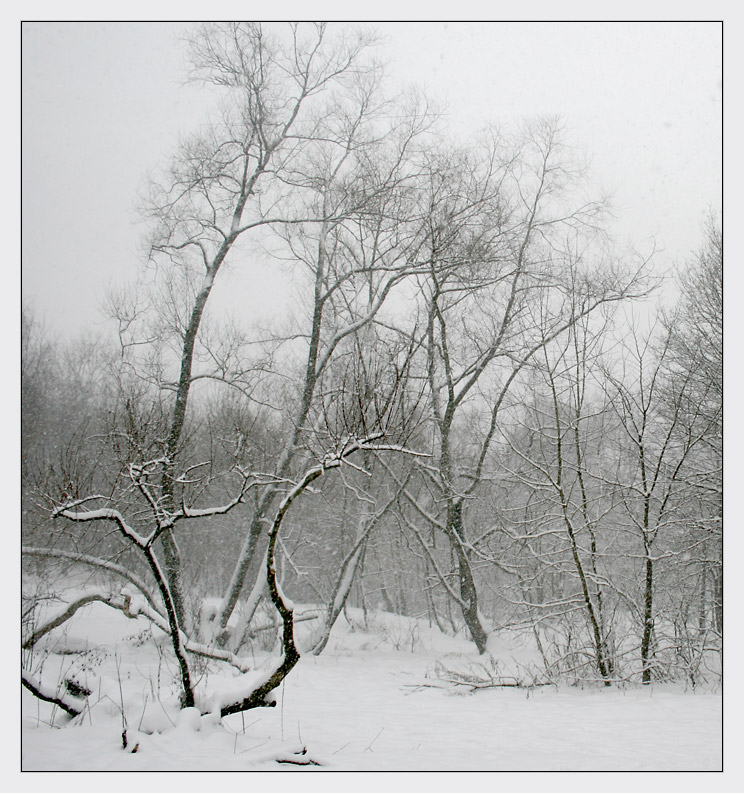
[21,21,722,338]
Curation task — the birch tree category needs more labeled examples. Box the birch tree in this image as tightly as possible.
[403,120,651,653]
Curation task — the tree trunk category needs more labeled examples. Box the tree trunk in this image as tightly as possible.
[160,271,219,632]
[215,511,267,643]
[641,552,654,684]
[447,500,489,653]
[698,563,707,635]
[712,566,722,636]
[312,537,367,655]
[158,531,188,633]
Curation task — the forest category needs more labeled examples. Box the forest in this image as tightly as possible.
[21,22,722,769]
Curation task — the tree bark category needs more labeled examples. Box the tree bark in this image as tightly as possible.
[447,500,489,654]
[641,551,655,684]
[22,671,83,718]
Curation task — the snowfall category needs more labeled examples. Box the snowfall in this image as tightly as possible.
[20,593,723,775]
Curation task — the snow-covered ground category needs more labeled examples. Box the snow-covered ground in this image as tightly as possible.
[21,600,722,771]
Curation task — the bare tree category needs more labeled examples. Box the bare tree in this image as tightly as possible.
[664,216,722,638]
[26,25,719,731]
[400,120,651,653]
[27,22,436,716]
[605,323,717,683]
[129,23,391,630]
[500,317,621,683]
[208,85,436,638]
[49,450,261,708]
[219,432,424,714]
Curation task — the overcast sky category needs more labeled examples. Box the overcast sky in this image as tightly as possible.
[22,21,722,338]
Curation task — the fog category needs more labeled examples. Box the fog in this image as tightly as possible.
[22,22,721,338]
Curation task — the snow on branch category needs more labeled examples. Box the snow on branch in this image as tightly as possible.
[23,589,133,650]
[122,593,253,673]
[22,581,253,676]
[176,468,257,520]
[51,463,272,550]
[22,670,84,718]
[51,501,148,547]
[359,442,430,457]
[22,546,162,615]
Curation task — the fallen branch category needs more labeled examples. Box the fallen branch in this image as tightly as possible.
[21,670,84,717]
[275,747,322,766]
[24,586,253,675]
[23,590,132,650]
[430,656,554,693]
[245,613,319,639]
[22,545,162,615]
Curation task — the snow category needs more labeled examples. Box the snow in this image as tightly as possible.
[196,668,278,715]
[21,597,722,772]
